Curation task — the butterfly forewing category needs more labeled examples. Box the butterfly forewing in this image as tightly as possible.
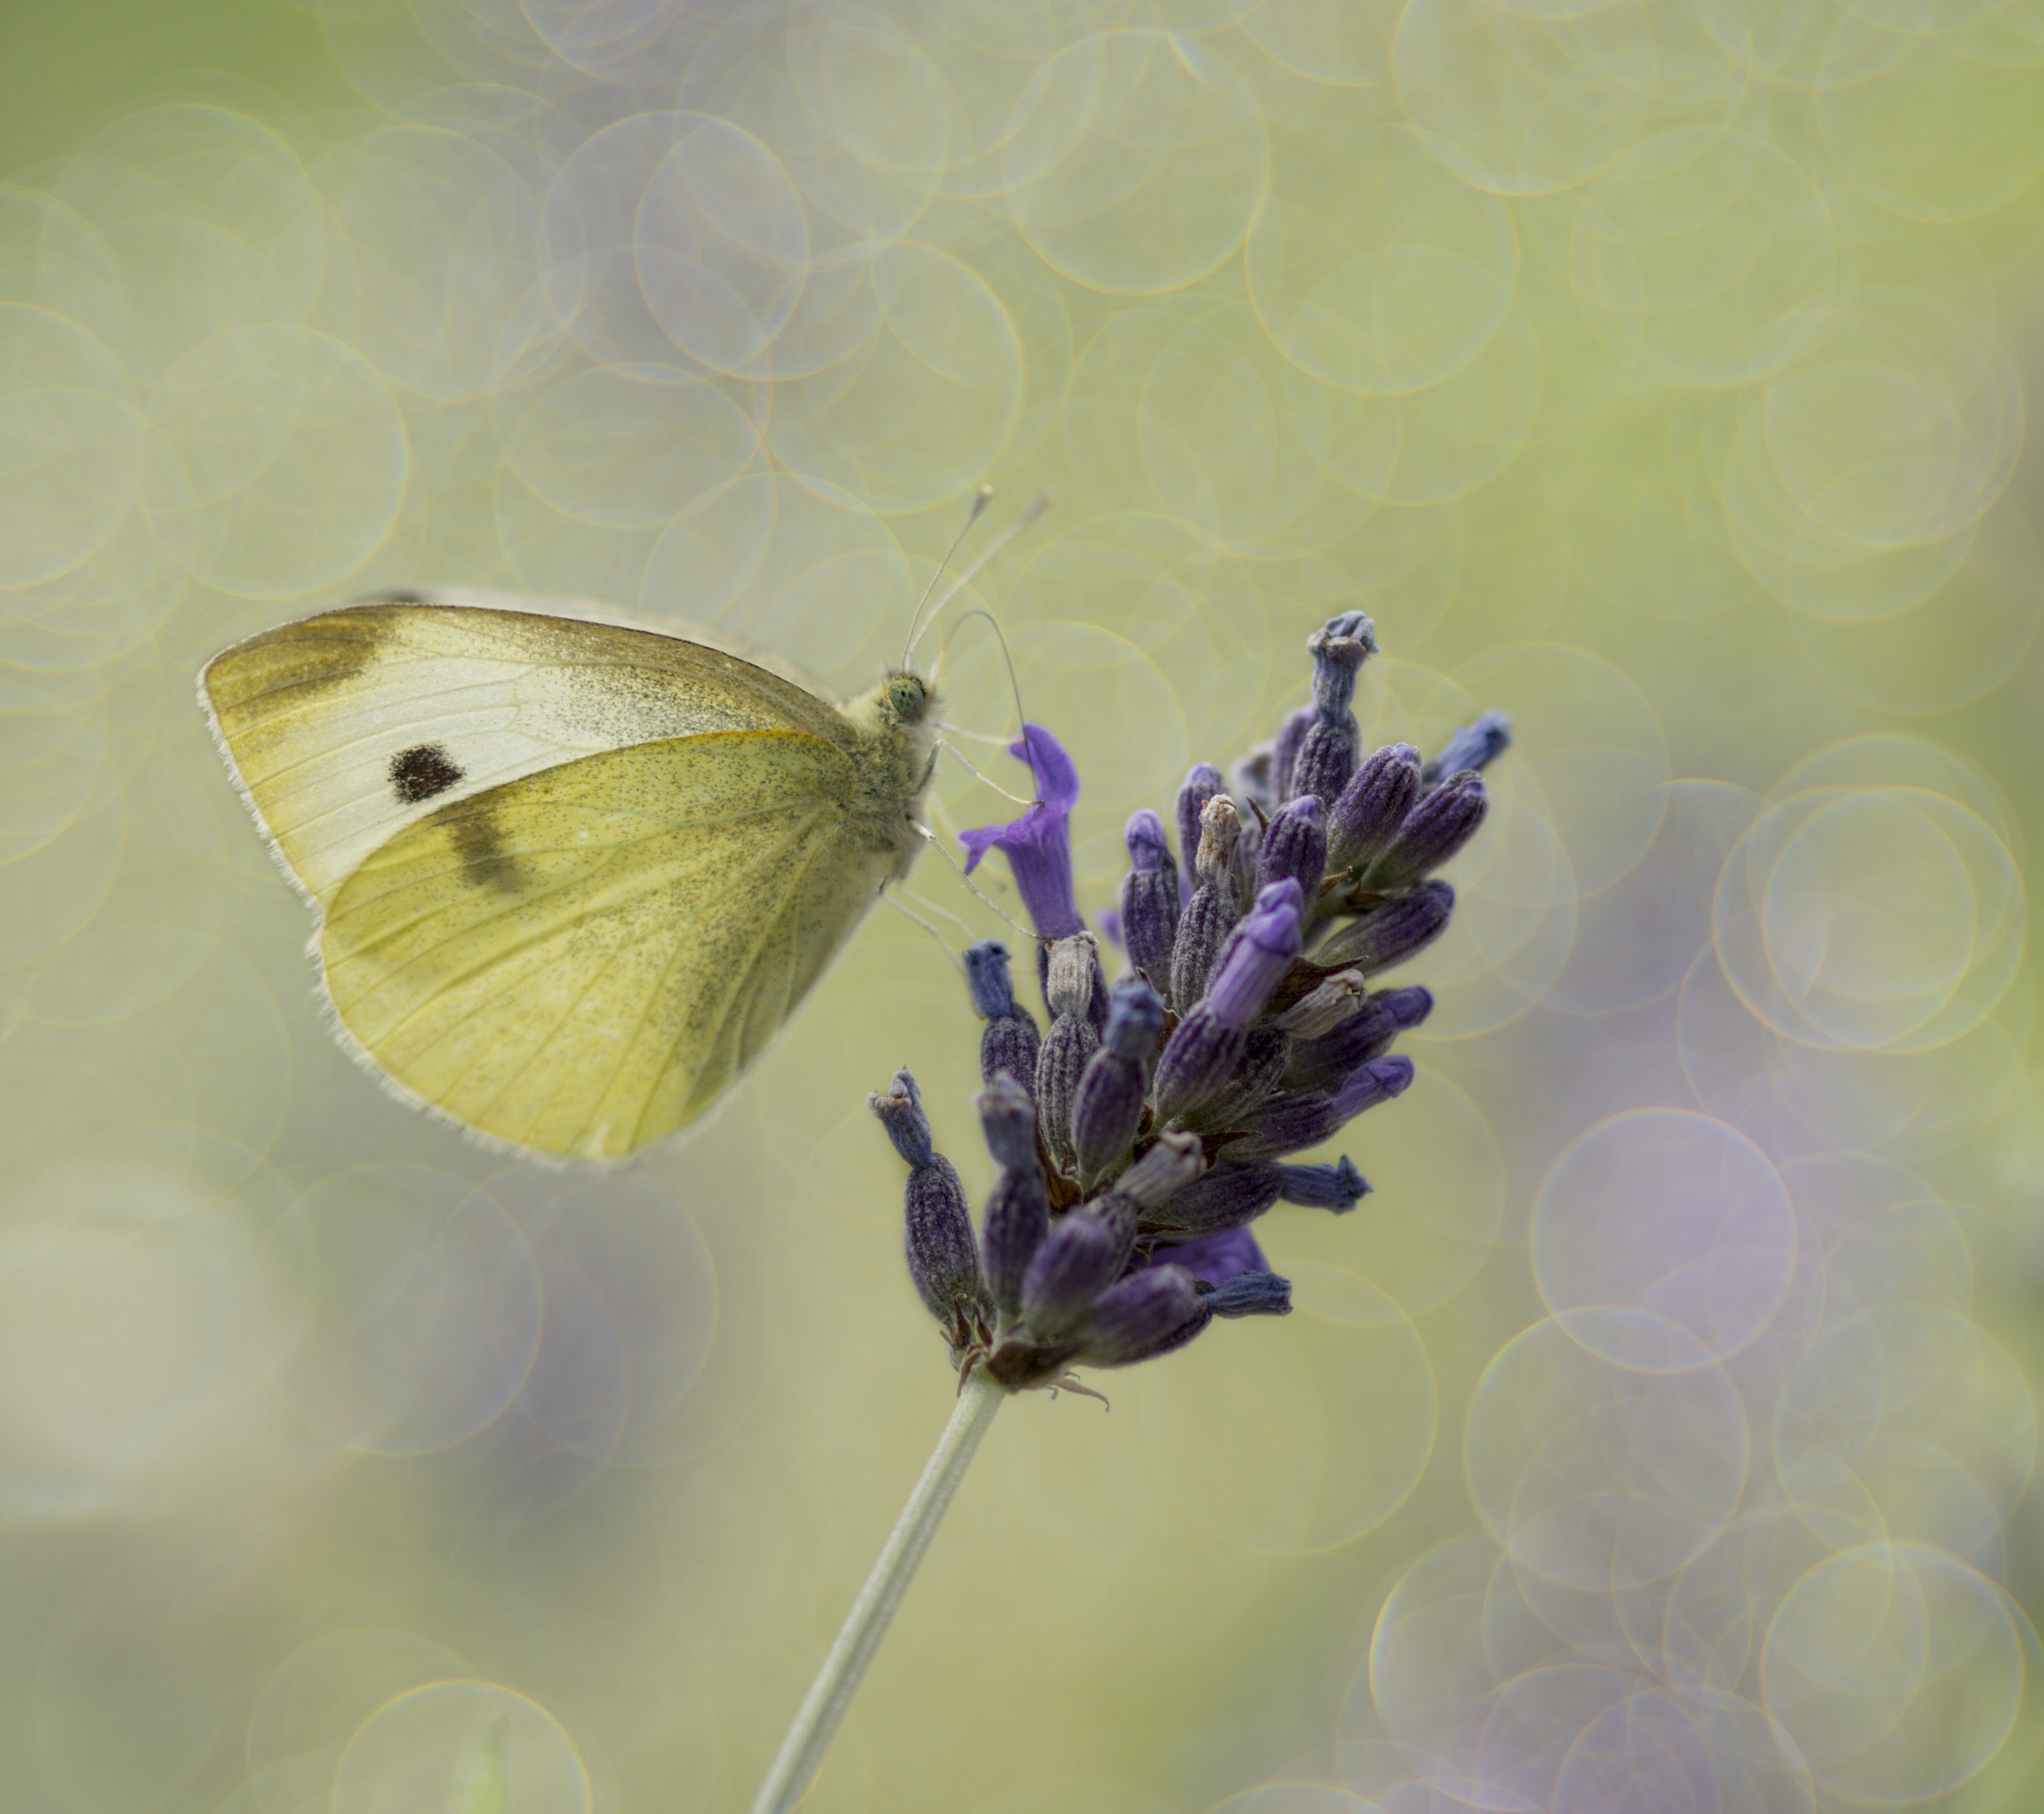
[321,728,884,1158]
[201,600,855,905]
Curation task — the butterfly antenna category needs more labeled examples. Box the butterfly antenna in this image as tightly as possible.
[939,735,1034,807]
[940,604,1041,798]
[910,492,1051,667]
[901,485,994,669]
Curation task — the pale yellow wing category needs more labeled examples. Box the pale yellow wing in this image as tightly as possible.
[200,599,855,906]
[321,727,890,1159]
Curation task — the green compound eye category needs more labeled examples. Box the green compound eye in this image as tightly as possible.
[887,675,927,721]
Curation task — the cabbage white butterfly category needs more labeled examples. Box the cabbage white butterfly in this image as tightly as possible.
[200,588,943,1160]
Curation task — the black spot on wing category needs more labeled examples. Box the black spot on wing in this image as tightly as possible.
[390,743,464,804]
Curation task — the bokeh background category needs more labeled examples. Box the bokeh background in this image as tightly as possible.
[4,0,2043,1810]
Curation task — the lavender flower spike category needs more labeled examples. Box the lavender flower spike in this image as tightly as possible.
[959,722,1084,940]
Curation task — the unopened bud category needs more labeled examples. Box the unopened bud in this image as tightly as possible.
[1365,772,1488,890]
[1119,809,1181,993]
[1176,763,1226,896]
[1327,743,1422,873]
[1070,976,1164,1187]
[1257,794,1327,902]
[1422,711,1511,784]
[1313,881,1455,974]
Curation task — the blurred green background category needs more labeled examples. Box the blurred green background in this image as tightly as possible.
[3,1,2042,1810]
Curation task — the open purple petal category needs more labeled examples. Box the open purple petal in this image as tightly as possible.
[959,722,1084,940]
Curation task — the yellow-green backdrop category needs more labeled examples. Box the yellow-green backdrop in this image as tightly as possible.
[2,1,2041,1810]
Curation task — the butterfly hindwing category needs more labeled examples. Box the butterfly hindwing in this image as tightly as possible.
[321,728,885,1159]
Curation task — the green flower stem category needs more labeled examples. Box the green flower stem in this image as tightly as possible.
[748,1368,1005,1814]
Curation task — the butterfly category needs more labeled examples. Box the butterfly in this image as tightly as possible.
[200,589,943,1161]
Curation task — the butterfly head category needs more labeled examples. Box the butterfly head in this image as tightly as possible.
[881,670,935,726]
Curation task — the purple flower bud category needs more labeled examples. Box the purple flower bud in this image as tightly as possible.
[958,722,1084,941]
[1193,1025,1291,1132]
[981,1013,1042,1097]
[1071,976,1164,1187]
[1327,743,1422,872]
[1072,1265,1210,1368]
[978,1073,1049,1320]
[1273,704,1315,805]
[1102,973,1165,1064]
[1289,713,1360,807]
[1110,1129,1205,1208]
[1020,1195,1137,1337]
[964,940,1018,1020]
[1277,1155,1368,1212]
[1136,1223,1269,1285]
[1276,969,1368,1039]
[1034,934,1102,1170]
[1307,611,1377,716]
[1170,796,1247,1011]
[1200,1271,1293,1318]
[1144,1159,1283,1233]
[1284,993,1398,1090]
[1380,984,1435,1035]
[1231,745,1277,823]
[872,1072,991,1347]
[1205,880,1304,1029]
[1423,710,1512,784]
[1119,809,1181,992]
[1228,1054,1414,1159]
[1256,794,1326,902]
[1331,1052,1414,1116]
[1365,772,1488,890]
[1150,1005,1246,1125]
[1176,762,1226,896]
[1314,880,1455,974]
[868,1069,933,1168]
[1193,793,1242,888]
[978,1069,1038,1171]
[904,1154,985,1331]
